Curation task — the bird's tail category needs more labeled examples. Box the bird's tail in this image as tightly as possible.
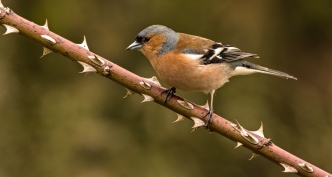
[230,60,297,80]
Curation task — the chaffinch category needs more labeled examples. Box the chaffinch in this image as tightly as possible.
[126,25,296,127]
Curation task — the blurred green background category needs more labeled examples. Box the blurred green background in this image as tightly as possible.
[0,0,331,177]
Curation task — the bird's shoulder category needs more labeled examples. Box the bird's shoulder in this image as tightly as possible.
[175,33,215,55]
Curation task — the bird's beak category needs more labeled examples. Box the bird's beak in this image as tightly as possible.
[126,41,143,50]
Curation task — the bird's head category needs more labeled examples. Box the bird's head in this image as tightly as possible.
[126,25,179,57]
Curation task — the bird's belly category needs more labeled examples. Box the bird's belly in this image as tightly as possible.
[155,63,232,92]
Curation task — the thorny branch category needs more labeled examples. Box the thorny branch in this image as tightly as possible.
[0,2,330,177]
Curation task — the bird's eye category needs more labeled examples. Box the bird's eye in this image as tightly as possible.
[144,37,151,43]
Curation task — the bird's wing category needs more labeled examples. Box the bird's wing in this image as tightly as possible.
[200,43,260,65]
[177,33,259,64]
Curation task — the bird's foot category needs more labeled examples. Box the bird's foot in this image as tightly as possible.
[203,108,214,130]
[160,87,176,105]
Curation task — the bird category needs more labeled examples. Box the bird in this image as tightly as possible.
[126,25,297,128]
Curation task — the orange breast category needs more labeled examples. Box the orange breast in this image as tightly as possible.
[148,53,232,92]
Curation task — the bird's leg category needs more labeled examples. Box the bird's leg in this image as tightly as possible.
[203,90,215,129]
[160,87,176,105]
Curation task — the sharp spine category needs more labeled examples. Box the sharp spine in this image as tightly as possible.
[177,100,194,110]
[191,117,205,129]
[173,114,185,123]
[139,81,152,90]
[40,47,53,58]
[145,76,161,86]
[280,163,298,173]
[234,142,243,149]
[248,152,259,160]
[88,55,105,66]
[78,61,97,73]
[231,120,259,144]
[78,36,89,50]
[41,19,49,30]
[298,163,314,173]
[251,121,265,137]
[3,24,19,35]
[40,35,56,44]
[123,88,135,98]
[141,94,154,103]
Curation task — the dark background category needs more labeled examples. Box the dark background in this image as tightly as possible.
[0,0,331,177]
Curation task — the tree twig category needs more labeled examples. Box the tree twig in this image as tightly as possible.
[0,2,330,177]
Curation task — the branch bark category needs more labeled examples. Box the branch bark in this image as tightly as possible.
[0,3,330,177]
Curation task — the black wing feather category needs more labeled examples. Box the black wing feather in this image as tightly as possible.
[201,42,259,65]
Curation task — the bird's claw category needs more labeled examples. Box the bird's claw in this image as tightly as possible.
[203,109,214,130]
[161,87,176,105]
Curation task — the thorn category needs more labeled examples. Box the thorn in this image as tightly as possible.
[139,81,151,90]
[242,132,259,145]
[298,163,314,173]
[41,19,49,30]
[191,117,205,129]
[177,100,194,110]
[78,61,96,73]
[200,100,209,110]
[230,122,241,132]
[280,163,298,173]
[234,142,243,149]
[145,76,161,86]
[231,120,259,145]
[231,120,250,137]
[123,88,135,98]
[40,47,53,58]
[248,152,259,160]
[87,55,95,60]
[40,34,56,44]
[141,94,154,103]
[78,36,89,50]
[251,121,265,138]
[4,7,10,14]
[2,24,19,35]
[88,55,105,66]
[94,55,105,66]
[173,114,185,123]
